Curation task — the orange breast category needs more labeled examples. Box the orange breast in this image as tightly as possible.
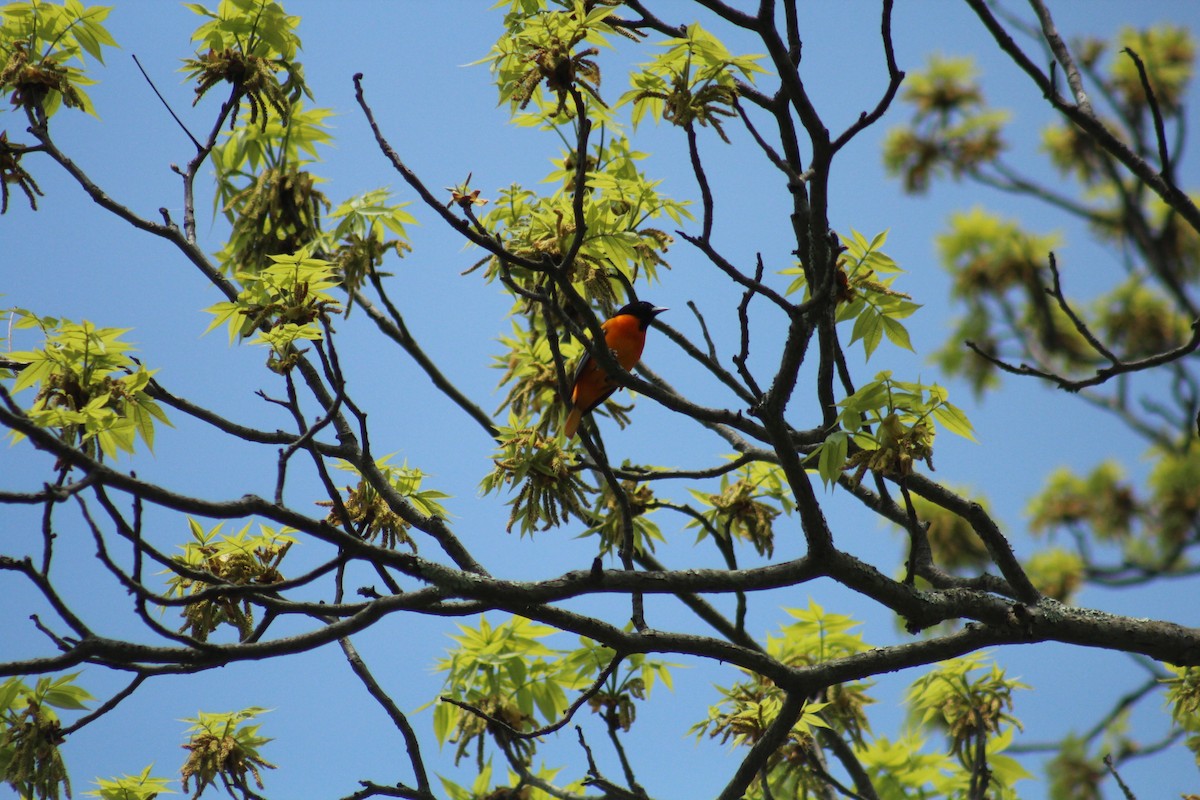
[602,313,647,369]
[569,313,646,412]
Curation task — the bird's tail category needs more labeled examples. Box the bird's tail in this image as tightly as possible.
[564,406,582,439]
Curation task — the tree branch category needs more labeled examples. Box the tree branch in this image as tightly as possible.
[964,0,1200,233]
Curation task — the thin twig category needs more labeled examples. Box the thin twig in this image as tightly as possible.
[1122,46,1175,186]
[688,300,719,362]
[830,0,905,154]
[1043,252,1118,361]
[341,637,431,794]
[353,285,498,437]
[131,53,201,149]
[1103,754,1139,800]
[686,121,714,240]
[966,319,1200,392]
[734,260,765,399]
[734,98,805,185]
[352,73,545,273]
[575,726,644,800]
[61,674,147,735]
[601,453,757,482]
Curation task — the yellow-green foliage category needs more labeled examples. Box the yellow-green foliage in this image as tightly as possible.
[813,371,974,487]
[6,311,171,459]
[0,674,93,800]
[0,0,116,118]
[433,615,672,771]
[883,55,1008,193]
[179,708,275,799]
[163,519,296,642]
[319,455,451,550]
[182,0,309,128]
[481,421,593,535]
[687,460,794,559]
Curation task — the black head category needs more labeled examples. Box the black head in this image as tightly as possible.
[616,301,668,329]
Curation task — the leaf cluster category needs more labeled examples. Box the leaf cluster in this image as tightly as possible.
[182,0,309,128]
[1094,275,1193,357]
[211,110,333,276]
[486,0,622,119]
[433,616,571,766]
[907,652,1029,788]
[687,460,793,559]
[938,208,1060,299]
[204,252,341,372]
[211,107,417,299]
[492,321,564,423]
[319,188,415,298]
[1110,25,1195,113]
[813,371,974,487]
[0,673,93,800]
[439,760,575,800]
[1028,461,1136,542]
[318,456,450,550]
[1037,26,1195,189]
[568,643,673,732]
[786,229,920,361]
[435,616,671,774]
[620,22,765,142]
[696,643,1032,800]
[1021,547,1086,603]
[5,310,171,459]
[931,208,1075,394]
[694,686,831,793]
[584,475,662,556]
[1163,665,1200,767]
[691,603,877,797]
[179,708,275,800]
[0,0,116,119]
[1028,448,1200,577]
[163,519,295,642]
[85,765,175,800]
[771,601,875,742]
[480,422,592,535]
[480,135,687,308]
[0,130,44,212]
[882,55,1009,193]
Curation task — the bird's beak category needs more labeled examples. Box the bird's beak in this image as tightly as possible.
[652,306,668,316]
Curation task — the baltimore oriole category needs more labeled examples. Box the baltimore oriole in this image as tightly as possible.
[564,301,667,438]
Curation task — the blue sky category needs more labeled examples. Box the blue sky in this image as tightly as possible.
[4,1,1200,798]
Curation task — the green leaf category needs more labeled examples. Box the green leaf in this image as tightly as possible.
[931,401,977,441]
[9,353,54,393]
[881,315,914,352]
[817,431,848,487]
[432,700,455,745]
[85,764,176,800]
[39,673,94,711]
[0,678,26,712]
[438,775,472,800]
[851,310,883,360]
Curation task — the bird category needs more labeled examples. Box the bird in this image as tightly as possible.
[564,300,667,439]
